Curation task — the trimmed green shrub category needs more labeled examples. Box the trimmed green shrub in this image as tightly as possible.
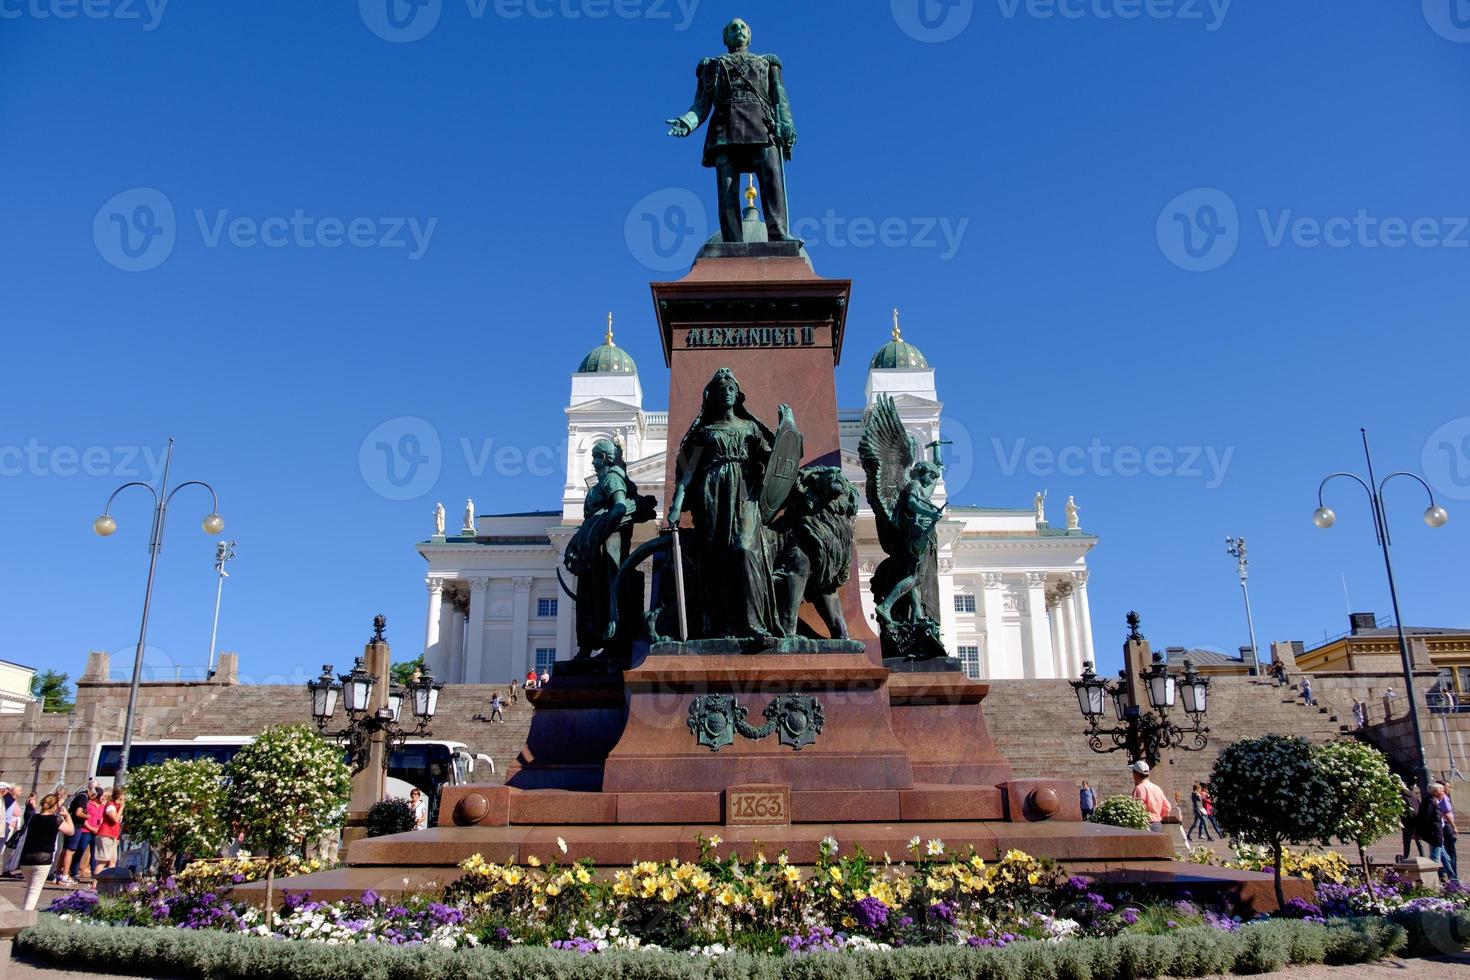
[1087,795,1150,831]
[365,798,415,838]
[1390,906,1470,958]
[15,914,1413,980]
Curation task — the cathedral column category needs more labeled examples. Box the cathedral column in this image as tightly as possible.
[464,578,489,684]
[1072,570,1095,674]
[980,573,1012,678]
[511,577,533,678]
[1048,590,1066,676]
[1060,586,1082,678]
[444,596,463,684]
[936,558,958,653]
[423,578,445,675]
[1022,571,1055,679]
[555,586,575,660]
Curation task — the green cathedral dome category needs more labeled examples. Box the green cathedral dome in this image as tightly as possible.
[870,310,929,369]
[577,315,638,375]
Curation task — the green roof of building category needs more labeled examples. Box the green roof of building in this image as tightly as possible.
[578,317,638,375]
[577,341,637,375]
[870,314,929,369]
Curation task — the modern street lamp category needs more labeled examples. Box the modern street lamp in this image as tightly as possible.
[1225,536,1261,675]
[93,437,224,787]
[307,619,443,774]
[206,539,237,677]
[1314,427,1448,793]
[1070,614,1211,768]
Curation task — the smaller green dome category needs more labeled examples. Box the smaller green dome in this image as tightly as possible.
[577,315,638,375]
[871,308,929,369]
[870,339,929,370]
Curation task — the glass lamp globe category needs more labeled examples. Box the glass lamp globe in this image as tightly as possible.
[1312,506,1336,529]
[202,513,225,535]
[93,515,117,537]
[1425,505,1449,528]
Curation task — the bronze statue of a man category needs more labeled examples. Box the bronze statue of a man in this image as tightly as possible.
[665,18,797,244]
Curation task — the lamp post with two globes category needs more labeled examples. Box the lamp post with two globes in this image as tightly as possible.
[93,438,225,787]
[1313,427,1448,793]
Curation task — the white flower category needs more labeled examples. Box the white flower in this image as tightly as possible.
[556,836,568,854]
[925,838,945,856]
[908,835,921,850]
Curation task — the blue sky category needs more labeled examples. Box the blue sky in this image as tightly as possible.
[4,1,1469,688]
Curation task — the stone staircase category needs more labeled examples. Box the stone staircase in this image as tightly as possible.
[984,675,1350,804]
[148,674,1350,803]
[160,684,536,778]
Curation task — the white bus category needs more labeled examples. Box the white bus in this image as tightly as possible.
[87,736,491,821]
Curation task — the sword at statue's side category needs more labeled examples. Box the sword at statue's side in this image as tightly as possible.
[669,525,689,641]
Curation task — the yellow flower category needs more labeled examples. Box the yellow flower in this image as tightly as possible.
[970,855,985,870]
[828,867,843,882]
[1027,871,1041,885]
[828,886,842,900]
[716,886,738,907]
[842,915,856,928]
[660,884,678,902]
[783,866,801,887]
[504,868,524,886]
[575,868,591,884]
[641,878,659,898]
[691,872,712,893]
[527,855,542,867]
[635,861,659,876]
[545,882,562,897]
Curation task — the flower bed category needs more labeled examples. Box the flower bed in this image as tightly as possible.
[24,837,1470,973]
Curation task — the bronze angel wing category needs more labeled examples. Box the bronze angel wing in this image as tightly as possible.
[858,394,918,558]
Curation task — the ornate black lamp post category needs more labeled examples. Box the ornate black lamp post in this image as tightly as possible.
[1071,614,1211,767]
[307,619,442,774]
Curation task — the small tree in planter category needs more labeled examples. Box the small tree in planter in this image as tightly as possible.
[365,798,415,838]
[1088,794,1151,830]
[123,758,228,875]
[1208,734,1337,909]
[1314,740,1402,897]
[226,725,350,922]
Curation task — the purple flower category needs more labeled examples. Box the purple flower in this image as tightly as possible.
[1121,908,1139,925]
[282,891,312,913]
[45,891,100,915]
[360,889,379,907]
[928,900,957,924]
[1279,897,1324,921]
[850,896,890,931]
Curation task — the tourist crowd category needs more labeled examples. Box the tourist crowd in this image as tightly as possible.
[1,780,125,910]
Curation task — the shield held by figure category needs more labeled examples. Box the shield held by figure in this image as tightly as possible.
[759,417,804,524]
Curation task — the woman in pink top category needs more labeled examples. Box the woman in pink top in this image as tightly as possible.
[94,789,125,873]
[80,788,106,882]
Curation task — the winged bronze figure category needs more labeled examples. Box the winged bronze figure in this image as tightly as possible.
[859,394,947,661]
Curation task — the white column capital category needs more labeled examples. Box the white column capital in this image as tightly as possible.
[1023,571,1047,589]
[512,576,534,593]
[467,576,491,593]
[982,571,1005,590]
[1070,569,1090,588]
[426,577,446,595]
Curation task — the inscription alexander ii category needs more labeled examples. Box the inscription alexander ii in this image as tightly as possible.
[684,325,817,349]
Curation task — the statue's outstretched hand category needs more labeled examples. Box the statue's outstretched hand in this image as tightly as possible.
[666,117,692,137]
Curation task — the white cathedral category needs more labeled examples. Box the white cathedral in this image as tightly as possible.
[419,317,1097,685]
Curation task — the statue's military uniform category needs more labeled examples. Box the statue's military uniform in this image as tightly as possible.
[675,51,797,243]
